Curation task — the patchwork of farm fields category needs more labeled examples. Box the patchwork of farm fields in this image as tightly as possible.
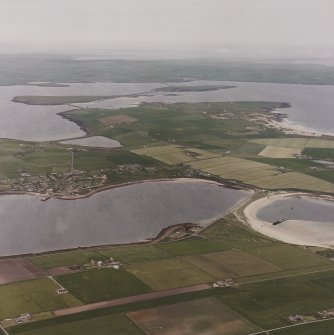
[131,140,334,193]
[250,171,334,192]
[132,145,220,165]
[127,297,260,335]
[258,145,301,158]
[2,216,334,334]
[1,103,334,333]
[249,137,334,149]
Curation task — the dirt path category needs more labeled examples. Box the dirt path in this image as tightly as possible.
[53,284,211,316]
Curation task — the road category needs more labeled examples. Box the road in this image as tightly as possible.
[53,284,211,316]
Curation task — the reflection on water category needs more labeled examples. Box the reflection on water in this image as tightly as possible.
[1,81,334,141]
[0,180,252,256]
[257,196,334,223]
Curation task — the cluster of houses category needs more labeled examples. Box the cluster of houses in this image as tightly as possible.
[212,279,238,288]
[288,307,334,324]
[90,257,121,270]
[15,313,31,324]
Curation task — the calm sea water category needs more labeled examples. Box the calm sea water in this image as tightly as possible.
[256,196,334,223]
[1,81,334,141]
[0,181,252,256]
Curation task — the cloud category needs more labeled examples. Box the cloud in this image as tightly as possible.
[0,0,333,57]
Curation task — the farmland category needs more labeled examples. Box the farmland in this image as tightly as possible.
[183,250,282,278]
[56,269,152,303]
[127,297,259,335]
[0,279,81,320]
[218,270,334,329]
[125,258,216,290]
[8,314,144,335]
[258,145,301,158]
[1,95,334,334]
[1,100,333,195]
[2,214,334,334]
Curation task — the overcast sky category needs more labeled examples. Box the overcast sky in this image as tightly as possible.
[0,0,334,58]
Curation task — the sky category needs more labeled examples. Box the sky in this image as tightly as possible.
[0,0,334,58]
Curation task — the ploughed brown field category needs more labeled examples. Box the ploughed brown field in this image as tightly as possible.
[0,259,45,284]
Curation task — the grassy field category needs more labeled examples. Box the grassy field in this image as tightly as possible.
[9,314,144,335]
[132,145,221,165]
[183,250,281,278]
[149,151,195,165]
[125,258,215,290]
[270,319,334,335]
[1,100,332,194]
[4,230,334,332]
[56,269,152,303]
[219,270,334,329]
[306,138,334,148]
[99,114,138,126]
[249,138,309,149]
[188,156,281,183]
[250,137,334,149]
[0,141,71,178]
[65,101,283,150]
[303,147,334,160]
[29,250,105,270]
[201,215,273,244]
[246,245,332,270]
[258,145,301,158]
[127,297,260,335]
[0,279,81,319]
[156,238,230,256]
[97,245,171,264]
[249,171,334,192]
[132,145,183,156]
[5,289,226,334]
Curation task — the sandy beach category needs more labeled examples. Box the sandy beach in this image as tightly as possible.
[243,192,334,248]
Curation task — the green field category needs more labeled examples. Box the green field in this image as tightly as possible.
[270,319,334,335]
[249,171,334,193]
[258,145,301,158]
[246,245,331,270]
[0,141,71,178]
[183,250,281,278]
[219,270,334,329]
[187,156,280,183]
[249,138,309,149]
[249,137,334,149]
[0,279,81,319]
[156,238,230,256]
[125,258,215,290]
[56,269,152,303]
[29,250,105,270]
[132,145,221,165]
[97,245,171,264]
[303,147,334,160]
[4,216,334,333]
[65,101,283,150]
[9,314,144,335]
[127,297,260,335]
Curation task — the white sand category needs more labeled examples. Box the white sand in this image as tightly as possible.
[60,136,121,148]
[243,192,334,248]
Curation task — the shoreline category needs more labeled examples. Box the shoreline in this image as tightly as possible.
[0,178,254,259]
[0,177,252,200]
[58,101,334,147]
[243,192,334,249]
